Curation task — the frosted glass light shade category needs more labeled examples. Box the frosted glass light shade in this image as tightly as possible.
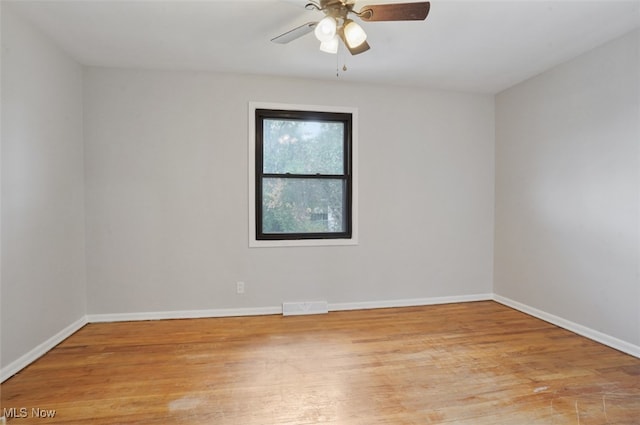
[343,20,367,48]
[320,36,339,54]
[314,17,337,43]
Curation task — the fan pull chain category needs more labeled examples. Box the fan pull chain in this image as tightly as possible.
[336,63,347,77]
[336,45,347,78]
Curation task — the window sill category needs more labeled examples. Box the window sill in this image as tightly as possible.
[249,237,358,248]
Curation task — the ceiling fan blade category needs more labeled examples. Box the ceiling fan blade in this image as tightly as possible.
[271,22,317,44]
[338,27,371,55]
[359,1,430,21]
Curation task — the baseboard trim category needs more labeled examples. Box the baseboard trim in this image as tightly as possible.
[329,293,493,311]
[1,316,87,383]
[493,294,640,359]
[86,296,494,322]
[86,306,282,323]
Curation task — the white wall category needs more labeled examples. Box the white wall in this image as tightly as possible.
[84,69,495,314]
[495,29,640,346]
[1,6,86,368]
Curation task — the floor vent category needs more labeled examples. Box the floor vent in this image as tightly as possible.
[282,301,329,316]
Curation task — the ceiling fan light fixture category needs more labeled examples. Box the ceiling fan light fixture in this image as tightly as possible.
[271,1,432,56]
[343,19,367,48]
[314,16,337,42]
[319,35,339,54]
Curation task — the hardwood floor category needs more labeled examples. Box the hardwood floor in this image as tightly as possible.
[1,301,639,424]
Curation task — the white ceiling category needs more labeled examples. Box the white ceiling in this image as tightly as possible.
[6,0,640,93]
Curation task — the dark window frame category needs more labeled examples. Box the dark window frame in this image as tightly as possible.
[255,108,353,241]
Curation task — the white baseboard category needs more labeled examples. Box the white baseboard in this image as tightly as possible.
[0,316,87,383]
[330,293,493,311]
[86,306,282,323]
[493,294,640,358]
[86,296,493,322]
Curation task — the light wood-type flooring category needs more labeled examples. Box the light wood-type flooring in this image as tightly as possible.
[1,301,639,424]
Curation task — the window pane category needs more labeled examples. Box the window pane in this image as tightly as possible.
[262,178,346,234]
[263,119,344,175]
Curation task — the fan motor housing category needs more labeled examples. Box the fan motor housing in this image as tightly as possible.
[319,0,354,19]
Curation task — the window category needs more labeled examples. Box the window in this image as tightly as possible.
[249,102,358,247]
[256,109,351,239]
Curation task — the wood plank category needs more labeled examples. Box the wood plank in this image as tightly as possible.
[1,302,639,424]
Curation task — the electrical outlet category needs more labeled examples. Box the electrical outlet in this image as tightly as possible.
[236,281,245,294]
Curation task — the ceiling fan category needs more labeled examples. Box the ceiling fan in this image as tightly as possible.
[271,1,431,55]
